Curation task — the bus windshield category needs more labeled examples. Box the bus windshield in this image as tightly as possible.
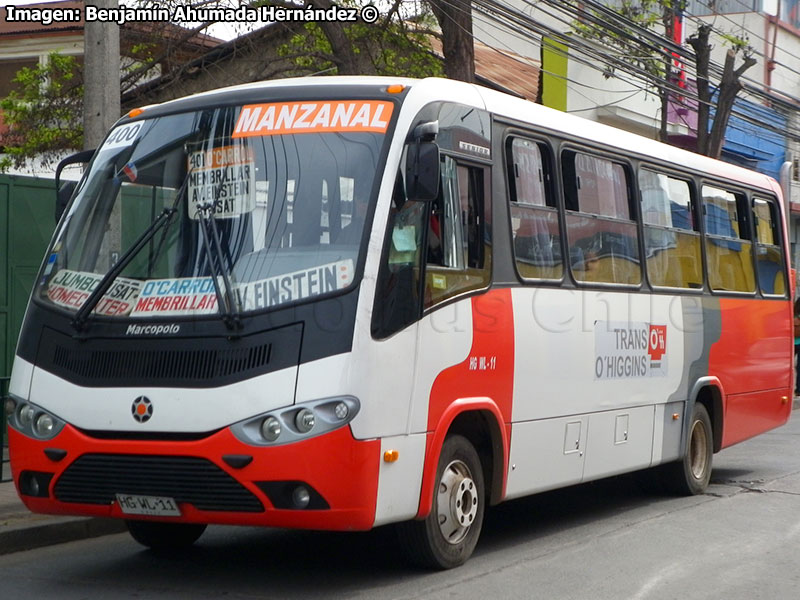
[37,103,389,321]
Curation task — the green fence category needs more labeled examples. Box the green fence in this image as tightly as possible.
[1,174,57,378]
[1,174,56,483]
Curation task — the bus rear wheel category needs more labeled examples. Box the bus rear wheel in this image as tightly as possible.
[664,402,713,495]
[126,520,207,550]
[397,435,485,569]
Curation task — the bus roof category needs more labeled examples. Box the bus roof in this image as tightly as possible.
[131,75,779,196]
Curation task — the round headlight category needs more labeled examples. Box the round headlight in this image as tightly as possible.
[295,408,315,434]
[4,397,16,418]
[17,404,35,426]
[34,413,55,438]
[333,401,349,420]
[260,416,281,442]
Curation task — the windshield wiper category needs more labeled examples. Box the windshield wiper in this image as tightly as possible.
[71,206,177,331]
[195,200,242,331]
[70,169,192,331]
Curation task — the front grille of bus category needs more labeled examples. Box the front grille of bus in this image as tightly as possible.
[52,344,271,383]
[37,324,302,388]
[54,454,264,512]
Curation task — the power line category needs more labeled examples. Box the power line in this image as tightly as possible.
[467,0,800,143]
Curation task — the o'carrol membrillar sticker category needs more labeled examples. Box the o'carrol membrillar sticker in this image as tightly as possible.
[594,321,667,379]
[47,269,143,316]
[232,101,393,138]
[188,145,256,219]
[237,260,354,310]
[130,277,219,317]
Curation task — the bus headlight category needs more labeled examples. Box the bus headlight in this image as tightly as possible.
[261,416,282,442]
[18,404,36,426]
[7,398,66,441]
[294,409,315,433]
[231,396,360,447]
[333,401,349,420]
[34,414,56,438]
[4,396,16,418]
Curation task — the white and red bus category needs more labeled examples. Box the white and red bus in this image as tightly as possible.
[6,77,792,568]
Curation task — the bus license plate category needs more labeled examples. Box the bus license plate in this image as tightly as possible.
[116,493,181,517]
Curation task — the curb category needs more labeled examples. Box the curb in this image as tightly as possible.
[0,516,126,555]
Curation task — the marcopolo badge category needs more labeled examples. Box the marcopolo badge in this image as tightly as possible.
[131,396,153,423]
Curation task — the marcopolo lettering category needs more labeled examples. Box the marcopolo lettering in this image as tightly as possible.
[126,324,181,336]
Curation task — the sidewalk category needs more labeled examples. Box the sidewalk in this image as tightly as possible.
[0,476,125,555]
[2,398,799,555]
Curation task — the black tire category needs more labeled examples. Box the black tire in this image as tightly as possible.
[397,435,485,569]
[662,402,713,495]
[126,520,207,550]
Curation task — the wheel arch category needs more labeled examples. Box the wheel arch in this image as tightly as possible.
[689,377,724,454]
[415,398,509,519]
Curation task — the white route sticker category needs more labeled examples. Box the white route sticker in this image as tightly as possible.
[47,269,142,316]
[237,260,354,310]
[188,145,256,219]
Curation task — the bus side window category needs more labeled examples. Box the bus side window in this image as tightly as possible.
[702,185,755,293]
[424,156,490,308]
[563,150,641,286]
[638,169,702,289]
[372,173,426,339]
[752,197,787,296]
[506,137,562,281]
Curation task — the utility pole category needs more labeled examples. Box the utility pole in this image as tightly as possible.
[83,0,121,269]
[83,0,120,150]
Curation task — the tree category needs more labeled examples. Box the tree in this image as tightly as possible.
[274,0,443,78]
[688,23,756,158]
[427,0,475,82]
[1,1,448,169]
[0,53,83,170]
[570,0,684,144]
[569,0,756,158]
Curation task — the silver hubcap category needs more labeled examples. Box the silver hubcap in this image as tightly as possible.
[436,459,478,545]
[689,419,709,480]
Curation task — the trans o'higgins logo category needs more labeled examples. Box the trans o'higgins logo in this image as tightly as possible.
[131,396,153,423]
[594,321,667,380]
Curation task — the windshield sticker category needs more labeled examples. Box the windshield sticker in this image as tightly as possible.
[99,122,143,153]
[237,260,354,310]
[47,269,143,316]
[188,145,256,219]
[130,277,219,317]
[232,101,393,138]
[594,321,668,380]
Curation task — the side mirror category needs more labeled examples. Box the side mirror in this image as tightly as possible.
[55,149,95,222]
[405,141,440,202]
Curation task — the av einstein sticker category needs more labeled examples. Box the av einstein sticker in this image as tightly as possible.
[236,260,354,310]
[594,321,667,379]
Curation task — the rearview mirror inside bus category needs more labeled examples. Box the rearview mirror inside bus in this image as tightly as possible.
[405,141,440,201]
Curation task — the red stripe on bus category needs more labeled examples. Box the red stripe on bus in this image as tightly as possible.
[417,289,515,518]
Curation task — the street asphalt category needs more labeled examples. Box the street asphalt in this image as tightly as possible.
[1,399,798,555]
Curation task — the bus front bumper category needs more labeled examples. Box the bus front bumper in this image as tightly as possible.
[8,424,381,531]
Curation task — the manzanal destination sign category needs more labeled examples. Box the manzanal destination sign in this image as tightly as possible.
[594,320,667,380]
